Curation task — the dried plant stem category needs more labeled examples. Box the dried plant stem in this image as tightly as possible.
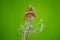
[24,27,31,40]
[24,20,32,40]
[24,31,29,40]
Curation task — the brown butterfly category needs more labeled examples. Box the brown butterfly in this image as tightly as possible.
[24,7,36,21]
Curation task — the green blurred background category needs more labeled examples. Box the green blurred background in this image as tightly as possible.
[0,0,60,40]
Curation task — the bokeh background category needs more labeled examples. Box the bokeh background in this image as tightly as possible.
[0,0,60,40]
